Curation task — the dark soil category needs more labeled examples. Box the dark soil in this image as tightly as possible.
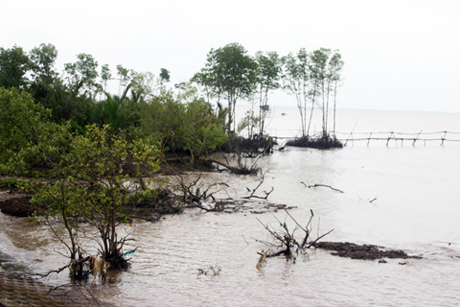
[0,197,35,217]
[0,189,43,217]
[0,187,182,220]
[315,241,421,261]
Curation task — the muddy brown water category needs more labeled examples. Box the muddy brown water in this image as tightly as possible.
[1,147,460,306]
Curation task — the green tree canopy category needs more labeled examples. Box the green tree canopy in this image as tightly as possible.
[29,43,58,85]
[28,124,161,278]
[100,63,112,92]
[0,87,52,169]
[0,45,31,89]
[194,43,258,131]
[139,85,227,162]
[282,48,311,137]
[64,53,99,99]
[160,68,170,82]
[255,51,282,134]
[310,48,344,135]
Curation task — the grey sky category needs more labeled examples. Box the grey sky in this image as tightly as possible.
[3,0,459,112]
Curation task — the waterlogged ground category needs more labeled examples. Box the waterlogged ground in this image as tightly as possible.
[1,146,460,306]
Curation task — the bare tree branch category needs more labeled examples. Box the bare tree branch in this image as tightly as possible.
[301,182,344,193]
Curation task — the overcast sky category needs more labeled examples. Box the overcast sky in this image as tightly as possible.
[2,0,460,113]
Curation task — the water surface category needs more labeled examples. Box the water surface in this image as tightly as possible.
[1,109,460,306]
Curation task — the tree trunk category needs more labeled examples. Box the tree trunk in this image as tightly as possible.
[325,80,331,134]
[307,94,316,137]
[321,82,326,135]
[333,81,338,136]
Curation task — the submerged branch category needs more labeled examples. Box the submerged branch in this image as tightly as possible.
[300,182,344,193]
[33,256,90,279]
[256,210,333,263]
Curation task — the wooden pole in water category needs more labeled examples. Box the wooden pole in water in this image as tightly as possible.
[441,131,447,146]
[386,132,394,147]
[413,130,422,147]
[345,132,353,147]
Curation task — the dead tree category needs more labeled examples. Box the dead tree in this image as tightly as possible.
[257,209,333,260]
[242,171,274,200]
[172,173,230,211]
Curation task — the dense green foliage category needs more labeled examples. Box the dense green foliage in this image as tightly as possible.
[0,87,54,169]
[0,42,344,151]
[0,178,28,189]
[29,125,160,276]
[0,89,161,277]
[0,46,31,89]
[139,84,228,162]
[193,43,258,132]
[0,42,344,277]
[0,44,232,164]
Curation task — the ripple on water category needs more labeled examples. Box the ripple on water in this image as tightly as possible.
[2,144,460,306]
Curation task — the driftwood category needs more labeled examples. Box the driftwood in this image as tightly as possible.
[243,187,274,200]
[300,182,344,193]
[242,172,274,200]
[33,256,91,279]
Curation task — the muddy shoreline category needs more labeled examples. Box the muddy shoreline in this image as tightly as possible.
[0,272,113,307]
[0,195,36,217]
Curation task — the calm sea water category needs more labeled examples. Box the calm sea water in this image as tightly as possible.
[237,105,460,142]
[1,108,460,306]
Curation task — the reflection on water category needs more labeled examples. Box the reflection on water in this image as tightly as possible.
[1,146,460,307]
